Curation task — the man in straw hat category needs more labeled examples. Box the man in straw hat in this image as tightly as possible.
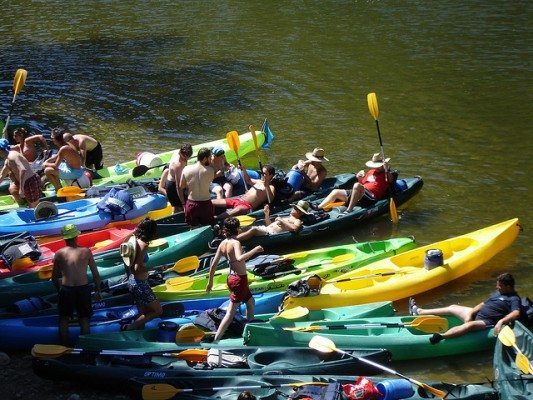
[52,224,102,345]
[289,147,328,200]
[237,200,310,241]
[317,152,393,213]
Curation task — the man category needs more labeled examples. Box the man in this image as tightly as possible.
[51,224,102,345]
[237,200,310,241]
[43,128,84,190]
[165,143,192,213]
[179,147,215,227]
[211,164,276,219]
[0,138,42,208]
[210,146,236,199]
[409,273,521,344]
[288,147,328,201]
[12,127,49,162]
[63,132,104,170]
[317,152,392,213]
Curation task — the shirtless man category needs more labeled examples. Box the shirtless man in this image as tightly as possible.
[211,164,276,219]
[12,127,49,162]
[179,147,215,227]
[51,224,102,345]
[165,143,192,213]
[237,201,309,241]
[0,138,42,207]
[206,217,263,340]
[63,132,104,170]
[43,128,84,190]
[289,148,328,201]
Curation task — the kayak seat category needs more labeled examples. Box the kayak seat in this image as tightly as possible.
[93,239,114,249]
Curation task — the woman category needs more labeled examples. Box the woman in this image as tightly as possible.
[121,217,162,330]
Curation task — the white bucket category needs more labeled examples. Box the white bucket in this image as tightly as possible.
[136,152,162,168]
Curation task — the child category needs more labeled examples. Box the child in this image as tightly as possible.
[206,217,263,340]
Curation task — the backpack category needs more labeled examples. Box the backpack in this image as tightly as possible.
[97,187,135,218]
[302,210,330,226]
[289,382,344,400]
[519,297,533,326]
[251,258,297,279]
[0,237,42,269]
[285,275,323,298]
[193,308,247,338]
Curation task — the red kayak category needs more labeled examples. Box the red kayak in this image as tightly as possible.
[0,226,135,279]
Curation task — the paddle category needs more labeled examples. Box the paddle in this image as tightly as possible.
[322,200,345,211]
[3,69,28,137]
[227,130,248,191]
[132,163,167,178]
[235,214,256,226]
[328,269,416,284]
[34,201,98,221]
[31,344,208,362]
[367,92,399,224]
[142,381,328,400]
[250,124,270,204]
[56,186,84,198]
[309,335,446,399]
[498,325,533,374]
[165,255,200,274]
[270,306,309,320]
[285,316,449,334]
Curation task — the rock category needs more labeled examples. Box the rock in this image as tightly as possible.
[0,352,10,366]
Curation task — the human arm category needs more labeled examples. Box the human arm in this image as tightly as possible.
[178,169,187,206]
[87,250,102,300]
[206,245,223,293]
[276,217,302,233]
[234,241,263,263]
[158,169,168,196]
[465,302,485,322]
[51,254,62,292]
[26,135,49,151]
[494,309,521,335]
[263,204,272,226]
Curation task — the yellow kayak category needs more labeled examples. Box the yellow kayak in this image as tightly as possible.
[282,218,520,310]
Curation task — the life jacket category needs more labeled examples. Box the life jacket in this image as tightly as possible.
[193,307,247,338]
[519,297,533,326]
[97,187,134,218]
[206,348,248,368]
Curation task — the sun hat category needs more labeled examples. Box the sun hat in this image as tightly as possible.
[365,153,391,168]
[120,236,137,267]
[305,148,329,162]
[61,224,80,240]
[212,146,225,157]
[291,200,311,215]
[0,139,11,152]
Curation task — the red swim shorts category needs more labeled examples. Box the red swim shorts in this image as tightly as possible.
[23,174,42,204]
[224,197,253,212]
[227,274,252,303]
[184,199,214,226]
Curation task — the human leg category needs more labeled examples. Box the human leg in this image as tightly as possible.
[214,301,238,341]
[44,166,61,190]
[79,317,90,335]
[237,226,268,241]
[223,182,233,198]
[245,296,255,321]
[346,183,365,212]
[317,189,347,209]
[127,300,163,330]
[59,316,70,345]
[8,181,23,204]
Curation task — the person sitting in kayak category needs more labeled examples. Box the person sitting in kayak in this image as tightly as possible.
[288,147,328,201]
[237,201,310,241]
[206,217,263,341]
[63,132,104,170]
[211,164,276,219]
[210,146,239,199]
[43,128,84,190]
[316,153,393,213]
[409,273,522,345]
[0,138,42,208]
[165,143,192,213]
[12,127,49,163]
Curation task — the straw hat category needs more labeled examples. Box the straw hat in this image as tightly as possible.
[120,236,137,267]
[305,148,329,162]
[291,200,311,215]
[365,153,391,168]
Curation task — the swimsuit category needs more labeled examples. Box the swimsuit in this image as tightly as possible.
[22,173,41,203]
[127,275,157,306]
[58,161,84,180]
[224,197,253,212]
[165,180,183,208]
[344,188,376,207]
[85,141,103,170]
[58,284,93,318]
[226,273,252,303]
[185,199,214,226]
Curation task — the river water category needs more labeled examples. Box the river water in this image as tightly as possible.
[1,0,531,390]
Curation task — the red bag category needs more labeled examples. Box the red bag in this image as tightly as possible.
[342,376,381,400]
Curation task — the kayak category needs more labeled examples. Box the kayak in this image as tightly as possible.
[127,375,498,400]
[241,315,497,361]
[282,218,520,310]
[240,176,423,251]
[493,321,533,400]
[82,128,272,187]
[152,237,417,302]
[0,292,285,351]
[0,189,168,236]
[0,226,213,307]
[76,301,395,352]
[31,346,391,384]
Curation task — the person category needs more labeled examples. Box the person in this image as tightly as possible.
[409,273,522,345]
[43,128,84,190]
[51,224,102,345]
[289,147,328,200]
[317,152,393,213]
[211,164,276,219]
[237,200,310,241]
[12,127,49,162]
[206,217,263,341]
[179,147,215,227]
[0,138,42,208]
[63,132,104,170]
[210,146,238,199]
[165,143,192,213]
[121,218,163,330]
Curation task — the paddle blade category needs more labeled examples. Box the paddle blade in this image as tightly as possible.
[309,335,337,353]
[235,214,256,227]
[367,92,379,120]
[170,256,200,274]
[498,325,516,347]
[175,324,209,343]
[390,198,399,224]
[166,276,195,289]
[31,344,72,358]
[272,306,309,320]
[515,352,533,375]
[132,164,149,178]
[250,124,258,150]
[142,383,180,400]
[322,200,345,211]
[13,69,28,95]
[407,316,448,333]
[175,349,208,363]
[57,186,83,197]
[226,130,240,154]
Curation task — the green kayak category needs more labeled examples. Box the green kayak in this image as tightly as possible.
[242,315,497,361]
[0,226,213,307]
[76,302,395,352]
[152,237,417,302]
[493,321,533,400]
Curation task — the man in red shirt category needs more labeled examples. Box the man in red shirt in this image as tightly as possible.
[317,153,392,213]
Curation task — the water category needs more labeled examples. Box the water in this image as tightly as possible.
[1,0,531,391]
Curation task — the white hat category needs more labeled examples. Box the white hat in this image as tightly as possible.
[305,148,329,162]
[365,153,391,168]
[120,236,137,267]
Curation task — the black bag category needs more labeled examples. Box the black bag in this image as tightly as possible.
[0,237,42,268]
[252,259,297,279]
[302,210,330,226]
[285,275,323,298]
[519,297,533,326]
[193,308,247,337]
[289,382,344,400]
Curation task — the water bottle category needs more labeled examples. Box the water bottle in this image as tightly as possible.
[114,163,127,175]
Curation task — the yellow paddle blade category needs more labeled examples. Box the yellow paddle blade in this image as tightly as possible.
[515,352,533,375]
[37,265,53,280]
[31,344,73,358]
[174,348,208,363]
[272,306,309,320]
[226,130,240,154]
[235,214,256,227]
[13,69,28,95]
[165,276,195,289]
[390,198,399,224]
[175,324,211,343]
[276,251,309,263]
[322,200,345,211]
[309,335,336,353]
[57,186,83,197]
[405,316,449,333]
[250,124,258,151]
[367,92,379,120]
[142,383,180,400]
[169,256,200,274]
[498,325,516,347]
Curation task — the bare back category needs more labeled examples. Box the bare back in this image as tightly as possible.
[74,134,98,152]
[58,145,82,169]
[53,246,94,286]
[168,159,187,183]
[181,162,214,201]
[5,150,34,185]
[218,238,247,275]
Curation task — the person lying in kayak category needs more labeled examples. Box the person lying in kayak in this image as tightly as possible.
[206,217,263,341]
[43,128,84,190]
[316,152,393,213]
[409,273,522,344]
[211,164,276,219]
[237,201,310,241]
